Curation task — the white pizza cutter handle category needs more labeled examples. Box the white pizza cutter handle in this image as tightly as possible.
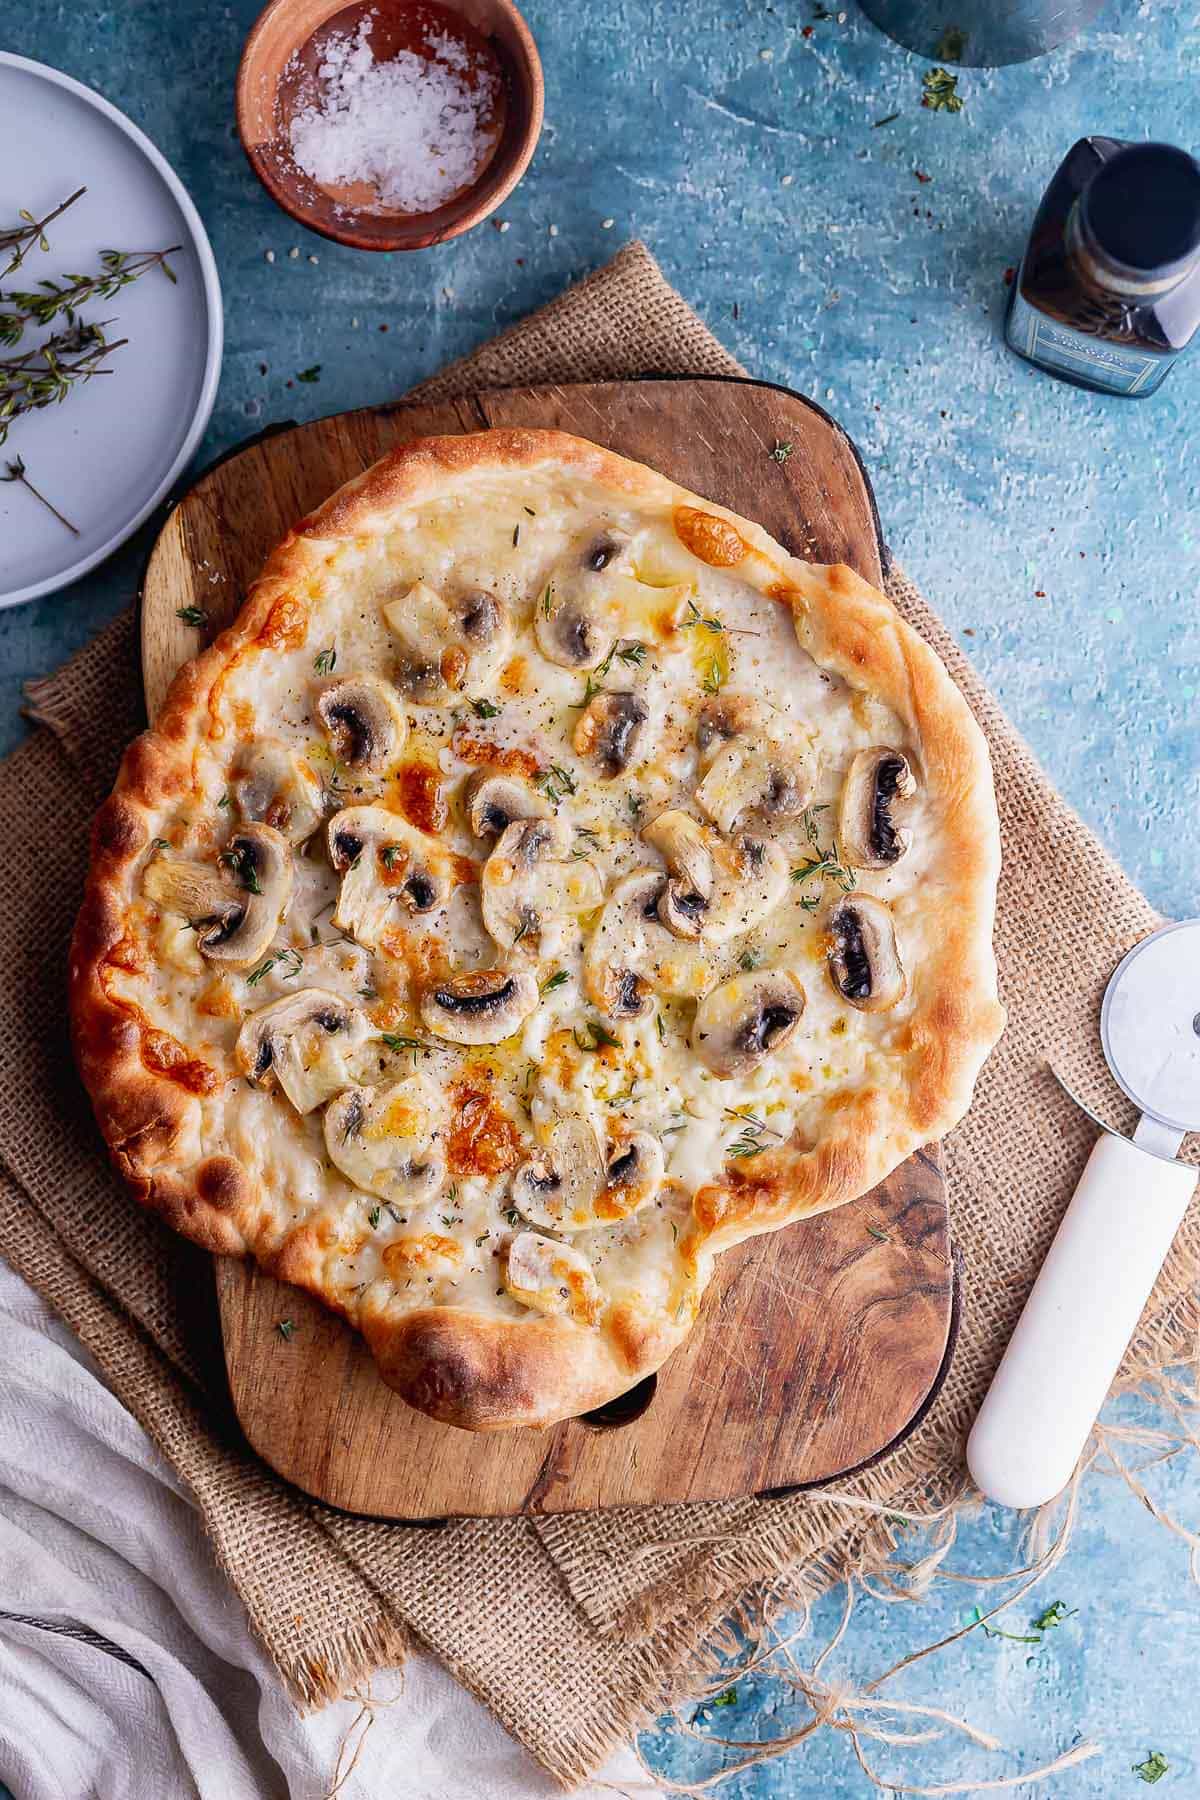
[967,1131,1197,1510]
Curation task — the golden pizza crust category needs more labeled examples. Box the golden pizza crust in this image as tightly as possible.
[69,428,1004,1430]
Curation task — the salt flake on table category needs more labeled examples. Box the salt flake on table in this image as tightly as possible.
[289,18,502,214]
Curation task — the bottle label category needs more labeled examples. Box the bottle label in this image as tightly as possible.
[1008,290,1167,393]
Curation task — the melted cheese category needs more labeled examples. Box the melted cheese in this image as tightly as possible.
[119,467,938,1332]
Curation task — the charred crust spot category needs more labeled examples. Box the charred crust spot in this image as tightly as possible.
[95,794,146,862]
[195,1155,248,1213]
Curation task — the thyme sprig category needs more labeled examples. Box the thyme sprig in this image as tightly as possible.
[0,187,86,277]
[0,321,127,446]
[0,244,180,346]
[535,762,578,806]
[577,637,649,705]
[789,804,857,895]
[723,1105,787,1159]
[574,1019,621,1052]
[246,947,303,986]
[1,455,77,534]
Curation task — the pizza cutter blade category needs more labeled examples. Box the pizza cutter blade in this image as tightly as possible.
[967,919,1200,1510]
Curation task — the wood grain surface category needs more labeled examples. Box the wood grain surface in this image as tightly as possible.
[140,377,953,1518]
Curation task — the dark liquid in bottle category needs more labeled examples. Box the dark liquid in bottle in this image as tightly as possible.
[1008,138,1200,396]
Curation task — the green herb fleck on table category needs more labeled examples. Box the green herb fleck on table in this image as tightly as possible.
[176,605,207,628]
[276,1318,295,1341]
[692,1684,738,1721]
[768,439,793,463]
[0,455,77,533]
[922,67,963,113]
[296,365,321,383]
[313,646,337,675]
[966,1604,1040,1644]
[1032,1599,1077,1632]
[1132,1751,1169,1784]
[866,1222,889,1242]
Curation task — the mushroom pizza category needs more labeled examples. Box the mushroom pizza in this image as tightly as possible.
[70,430,1004,1430]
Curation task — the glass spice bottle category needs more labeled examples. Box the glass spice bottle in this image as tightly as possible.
[1005,138,1200,397]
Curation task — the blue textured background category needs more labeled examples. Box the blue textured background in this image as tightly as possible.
[0,0,1197,1793]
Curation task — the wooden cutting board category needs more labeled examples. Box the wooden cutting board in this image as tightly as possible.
[140,377,955,1518]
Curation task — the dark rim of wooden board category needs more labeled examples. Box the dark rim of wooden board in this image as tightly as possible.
[136,375,958,1517]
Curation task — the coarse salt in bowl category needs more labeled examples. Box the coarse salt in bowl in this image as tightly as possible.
[237,0,543,250]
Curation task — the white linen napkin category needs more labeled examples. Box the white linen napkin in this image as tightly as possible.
[0,1260,653,1799]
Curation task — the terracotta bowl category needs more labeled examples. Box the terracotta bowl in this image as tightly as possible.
[236,0,544,250]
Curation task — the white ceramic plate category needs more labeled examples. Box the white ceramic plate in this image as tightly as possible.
[0,55,222,608]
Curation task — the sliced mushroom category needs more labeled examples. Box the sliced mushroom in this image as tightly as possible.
[641,808,713,941]
[328,805,454,948]
[839,748,916,870]
[695,738,814,835]
[601,1130,665,1220]
[692,968,806,1078]
[314,676,408,775]
[510,1115,606,1231]
[230,738,323,844]
[143,824,293,968]
[480,817,602,960]
[583,867,668,1020]
[464,768,550,840]
[510,1114,666,1232]
[535,530,641,670]
[572,690,649,777]
[827,894,906,1013]
[420,968,539,1045]
[235,988,374,1113]
[324,1077,446,1205]
[641,811,787,946]
[695,693,766,767]
[382,582,511,702]
[504,1231,602,1323]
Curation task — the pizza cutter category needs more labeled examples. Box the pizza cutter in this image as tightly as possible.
[967,919,1200,1509]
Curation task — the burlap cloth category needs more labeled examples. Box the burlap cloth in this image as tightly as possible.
[2,242,1197,1787]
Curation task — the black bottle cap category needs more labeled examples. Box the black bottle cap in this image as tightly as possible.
[1081,142,1200,277]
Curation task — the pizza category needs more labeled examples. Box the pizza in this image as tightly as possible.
[70,429,1004,1431]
